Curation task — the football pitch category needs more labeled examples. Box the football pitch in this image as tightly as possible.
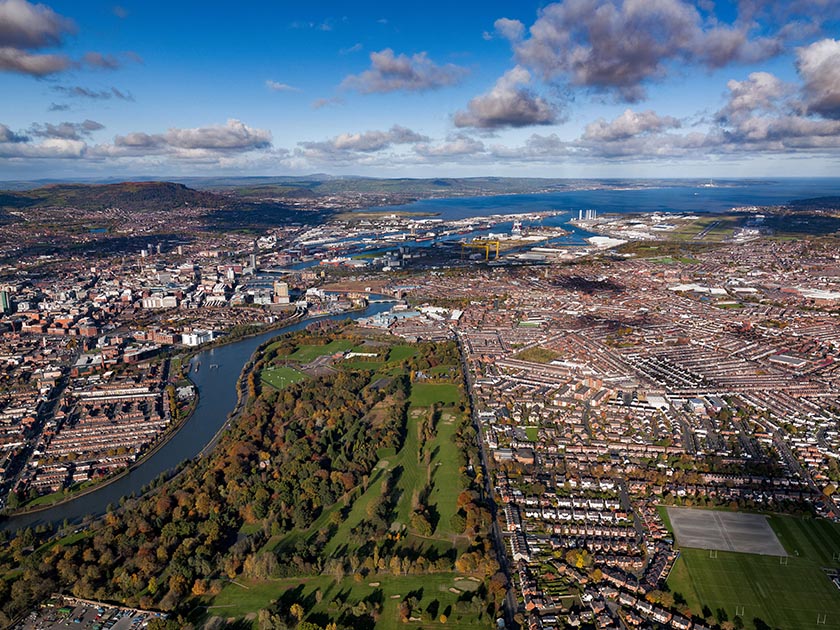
[667,512,840,629]
[261,365,307,389]
[668,507,787,555]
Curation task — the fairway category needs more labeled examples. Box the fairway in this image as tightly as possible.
[211,572,489,630]
[409,382,461,406]
[667,514,840,629]
[261,365,307,389]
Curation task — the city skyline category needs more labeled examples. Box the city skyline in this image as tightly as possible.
[1,0,840,179]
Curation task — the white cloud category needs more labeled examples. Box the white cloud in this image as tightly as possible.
[797,38,840,119]
[341,48,468,93]
[454,66,557,129]
[265,80,301,92]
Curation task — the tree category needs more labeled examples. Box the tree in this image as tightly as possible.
[290,603,304,622]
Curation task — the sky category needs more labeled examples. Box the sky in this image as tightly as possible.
[1,0,840,180]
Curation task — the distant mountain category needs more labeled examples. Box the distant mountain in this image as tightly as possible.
[0,181,227,212]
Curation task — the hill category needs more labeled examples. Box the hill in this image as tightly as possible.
[0,181,227,213]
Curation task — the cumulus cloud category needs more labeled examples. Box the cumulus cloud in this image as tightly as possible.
[0,0,75,76]
[716,72,789,123]
[113,119,272,152]
[0,0,74,49]
[454,66,557,129]
[0,47,69,75]
[341,48,468,93]
[52,85,134,101]
[0,118,273,164]
[493,18,525,41]
[489,133,572,160]
[297,125,428,161]
[0,120,87,158]
[265,79,301,92]
[0,0,135,77]
[583,109,681,142]
[797,38,840,119]
[0,137,85,158]
[0,122,29,143]
[699,63,840,152]
[414,134,486,158]
[29,119,104,140]
[509,0,787,102]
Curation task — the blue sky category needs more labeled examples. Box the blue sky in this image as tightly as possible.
[1,0,840,179]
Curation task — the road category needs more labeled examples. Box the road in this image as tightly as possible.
[456,331,519,629]
[0,349,79,509]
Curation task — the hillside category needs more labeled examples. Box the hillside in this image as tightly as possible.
[0,181,227,213]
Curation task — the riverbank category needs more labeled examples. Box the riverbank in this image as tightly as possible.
[0,300,393,532]
[4,313,312,516]
[4,370,201,517]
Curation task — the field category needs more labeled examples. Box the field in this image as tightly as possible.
[667,514,840,629]
[387,345,417,362]
[261,365,307,390]
[287,339,355,362]
[211,573,485,630]
[668,507,787,555]
[409,382,461,406]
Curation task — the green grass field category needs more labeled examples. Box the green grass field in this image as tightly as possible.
[261,365,307,389]
[339,359,385,371]
[211,572,488,630]
[287,339,355,362]
[667,514,840,629]
[387,345,417,362]
[426,411,466,536]
[409,383,461,406]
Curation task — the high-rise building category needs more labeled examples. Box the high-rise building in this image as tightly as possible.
[0,290,11,314]
[273,281,290,304]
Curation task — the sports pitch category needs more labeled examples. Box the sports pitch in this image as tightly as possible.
[668,507,787,556]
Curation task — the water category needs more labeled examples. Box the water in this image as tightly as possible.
[363,179,840,221]
[2,302,392,531]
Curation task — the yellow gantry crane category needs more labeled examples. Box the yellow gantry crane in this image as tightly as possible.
[461,239,501,261]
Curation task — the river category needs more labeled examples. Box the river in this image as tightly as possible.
[2,301,393,531]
